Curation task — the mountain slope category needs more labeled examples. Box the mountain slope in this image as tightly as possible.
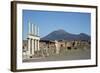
[41,29,90,41]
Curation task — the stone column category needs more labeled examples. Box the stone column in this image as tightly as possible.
[34,39,36,52]
[32,24,34,35]
[37,26,39,36]
[37,40,40,51]
[55,40,59,54]
[34,24,37,36]
[32,39,35,55]
[28,21,31,34]
[35,40,37,51]
[27,38,31,58]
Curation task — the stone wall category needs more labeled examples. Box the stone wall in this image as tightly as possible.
[23,40,91,58]
[39,40,90,50]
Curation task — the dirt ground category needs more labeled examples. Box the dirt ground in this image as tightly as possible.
[23,48,91,62]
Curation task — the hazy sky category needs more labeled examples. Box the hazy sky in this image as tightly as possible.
[22,10,91,40]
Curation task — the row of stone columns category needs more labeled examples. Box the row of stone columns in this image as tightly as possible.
[27,39,40,56]
[28,21,39,36]
[27,21,40,58]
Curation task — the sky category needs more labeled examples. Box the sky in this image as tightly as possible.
[22,10,91,40]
